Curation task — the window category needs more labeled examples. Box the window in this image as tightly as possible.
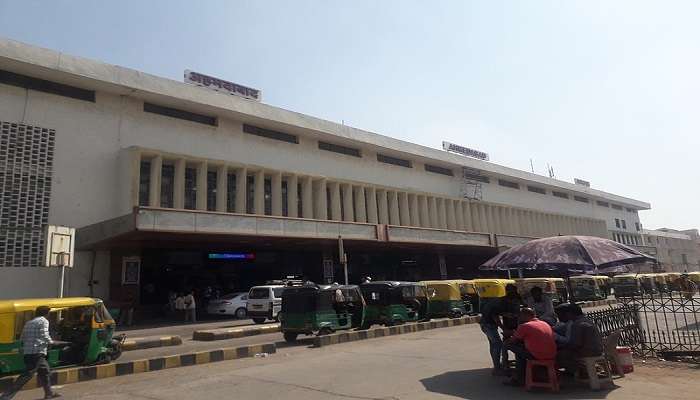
[297,183,303,217]
[184,168,197,210]
[527,186,546,195]
[498,179,520,189]
[207,170,217,211]
[282,180,289,217]
[574,196,589,203]
[226,173,237,212]
[243,124,298,144]
[0,69,95,102]
[552,191,569,199]
[611,204,623,210]
[264,178,272,215]
[138,160,151,206]
[377,154,411,168]
[160,164,175,208]
[635,222,640,232]
[318,141,361,157]
[463,169,490,183]
[682,254,688,264]
[596,200,609,207]
[246,175,255,214]
[626,208,635,213]
[144,103,217,126]
[634,236,640,245]
[621,220,627,230]
[425,164,454,176]
[615,218,620,228]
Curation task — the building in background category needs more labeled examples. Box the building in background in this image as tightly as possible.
[0,38,653,308]
[642,228,700,272]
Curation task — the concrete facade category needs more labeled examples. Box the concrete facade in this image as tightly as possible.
[643,228,700,272]
[0,37,653,299]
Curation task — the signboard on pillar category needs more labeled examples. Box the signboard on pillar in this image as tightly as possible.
[122,256,141,285]
[322,259,334,284]
[438,255,447,279]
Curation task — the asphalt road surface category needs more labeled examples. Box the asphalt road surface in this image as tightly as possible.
[12,324,700,400]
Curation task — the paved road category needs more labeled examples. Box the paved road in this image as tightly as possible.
[12,324,700,400]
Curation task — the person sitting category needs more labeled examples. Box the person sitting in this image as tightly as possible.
[554,303,603,374]
[503,308,557,386]
[526,286,557,325]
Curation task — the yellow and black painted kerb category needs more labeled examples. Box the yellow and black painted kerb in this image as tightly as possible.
[192,323,280,341]
[122,335,183,351]
[0,343,276,392]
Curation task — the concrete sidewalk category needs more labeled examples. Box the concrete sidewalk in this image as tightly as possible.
[12,323,699,400]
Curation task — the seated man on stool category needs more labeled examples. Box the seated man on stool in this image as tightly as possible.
[554,303,603,374]
[503,308,557,386]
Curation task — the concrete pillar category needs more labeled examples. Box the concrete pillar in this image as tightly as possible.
[216,164,227,212]
[419,195,430,228]
[437,198,447,229]
[428,197,439,228]
[377,189,389,224]
[271,171,283,216]
[479,203,489,233]
[470,202,481,232]
[329,181,342,221]
[148,155,162,207]
[409,194,420,227]
[287,174,298,218]
[301,176,313,218]
[235,167,247,214]
[196,161,208,211]
[446,199,456,230]
[254,169,265,215]
[388,191,401,225]
[464,202,474,231]
[342,183,354,222]
[354,186,367,223]
[174,158,186,209]
[399,192,411,226]
[366,187,378,224]
[455,201,465,231]
[486,204,497,233]
[314,178,328,220]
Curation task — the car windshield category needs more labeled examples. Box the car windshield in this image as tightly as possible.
[249,288,269,299]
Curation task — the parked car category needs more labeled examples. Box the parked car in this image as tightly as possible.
[247,285,286,324]
[206,292,248,318]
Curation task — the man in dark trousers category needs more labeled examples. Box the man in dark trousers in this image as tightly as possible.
[1,306,61,399]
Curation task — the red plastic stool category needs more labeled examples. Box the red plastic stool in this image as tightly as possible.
[525,359,559,392]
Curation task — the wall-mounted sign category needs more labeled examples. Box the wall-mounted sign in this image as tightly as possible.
[574,178,591,187]
[184,70,261,102]
[208,253,256,260]
[442,141,489,161]
[122,256,141,285]
[44,225,75,268]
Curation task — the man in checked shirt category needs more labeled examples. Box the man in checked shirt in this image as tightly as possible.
[1,306,61,399]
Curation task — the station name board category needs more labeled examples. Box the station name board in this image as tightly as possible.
[184,70,261,102]
[442,141,489,161]
[574,178,591,187]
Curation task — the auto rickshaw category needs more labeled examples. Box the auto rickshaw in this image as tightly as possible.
[420,280,470,318]
[280,284,365,342]
[688,272,700,285]
[592,276,612,297]
[514,277,558,303]
[552,278,569,304]
[569,275,606,301]
[359,281,430,328]
[0,297,125,376]
[460,280,480,315]
[639,274,658,295]
[664,272,682,292]
[472,279,517,313]
[612,274,643,297]
[651,274,669,293]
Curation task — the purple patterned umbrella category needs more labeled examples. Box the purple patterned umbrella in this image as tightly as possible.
[480,235,656,274]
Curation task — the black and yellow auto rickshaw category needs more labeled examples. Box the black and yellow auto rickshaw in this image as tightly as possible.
[359,281,430,328]
[639,274,658,295]
[592,276,612,297]
[0,298,125,376]
[280,284,365,342]
[569,275,606,301]
[420,280,470,318]
[514,277,561,304]
[652,274,670,293]
[612,274,644,297]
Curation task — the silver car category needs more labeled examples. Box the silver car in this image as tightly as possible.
[206,292,249,318]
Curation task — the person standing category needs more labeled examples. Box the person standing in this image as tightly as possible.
[1,306,61,399]
[479,295,507,376]
[174,293,185,322]
[184,291,197,323]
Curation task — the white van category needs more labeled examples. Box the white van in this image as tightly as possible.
[246,285,285,324]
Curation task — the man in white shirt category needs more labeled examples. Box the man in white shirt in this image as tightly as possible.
[184,291,197,323]
[1,306,61,399]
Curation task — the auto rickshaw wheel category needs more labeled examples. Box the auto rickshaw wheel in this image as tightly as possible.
[283,332,298,343]
[252,318,266,324]
[318,327,333,336]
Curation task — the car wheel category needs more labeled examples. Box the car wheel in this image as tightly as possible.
[252,318,266,324]
[235,307,247,319]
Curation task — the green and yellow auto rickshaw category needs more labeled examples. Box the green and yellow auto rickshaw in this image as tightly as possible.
[421,280,470,318]
[612,274,644,298]
[472,279,516,313]
[639,274,659,295]
[652,274,670,293]
[359,281,430,328]
[570,275,606,301]
[280,284,365,342]
[0,298,125,376]
[664,272,682,292]
[592,276,612,297]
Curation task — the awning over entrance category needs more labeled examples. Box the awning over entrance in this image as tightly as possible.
[76,207,504,251]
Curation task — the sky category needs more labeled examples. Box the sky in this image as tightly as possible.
[0,0,697,230]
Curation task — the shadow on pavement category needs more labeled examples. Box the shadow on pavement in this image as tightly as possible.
[421,368,619,399]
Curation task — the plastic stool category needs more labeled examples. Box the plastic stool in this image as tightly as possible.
[575,356,613,390]
[525,359,559,392]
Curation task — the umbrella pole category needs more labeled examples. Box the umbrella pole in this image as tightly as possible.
[566,272,576,304]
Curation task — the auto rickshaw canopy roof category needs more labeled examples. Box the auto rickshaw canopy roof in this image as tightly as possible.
[0,297,99,314]
[419,281,462,300]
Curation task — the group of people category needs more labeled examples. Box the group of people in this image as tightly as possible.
[169,291,197,323]
[480,284,604,386]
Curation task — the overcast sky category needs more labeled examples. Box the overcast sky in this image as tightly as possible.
[1,1,697,230]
